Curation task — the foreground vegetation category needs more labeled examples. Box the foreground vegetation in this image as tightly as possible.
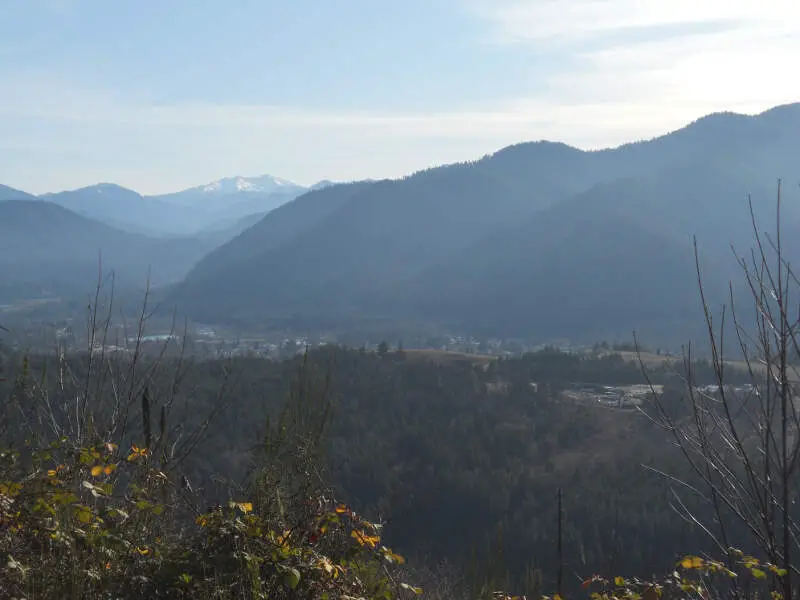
[0,340,789,599]
[0,350,426,599]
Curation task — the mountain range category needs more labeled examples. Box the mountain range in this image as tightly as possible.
[0,175,316,303]
[33,175,312,236]
[172,103,800,345]
[3,103,799,345]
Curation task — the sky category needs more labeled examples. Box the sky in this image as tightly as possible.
[0,0,798,195]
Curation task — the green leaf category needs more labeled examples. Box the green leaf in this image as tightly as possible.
[769,565,789,577]
[75,506,92,524]
[283,567,301,589]
[751,568,766,579]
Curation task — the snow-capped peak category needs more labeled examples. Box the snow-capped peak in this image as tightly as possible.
[235,178,255,191]
[199,175,302,195]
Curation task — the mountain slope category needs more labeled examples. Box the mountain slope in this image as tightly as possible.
[394,162,780,344]
[0,200,214,302]
[175,155,590,321]
[41,183,191,236]
[182,181,376,278]
[0,184,36,201]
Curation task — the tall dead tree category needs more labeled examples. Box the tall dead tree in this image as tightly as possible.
[642,180,800,600]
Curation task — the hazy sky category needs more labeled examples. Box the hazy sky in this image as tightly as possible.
[1,0,798,194]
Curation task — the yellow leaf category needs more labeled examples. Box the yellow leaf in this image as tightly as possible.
[234,501,253,514]
[614,576,626,586]
[90,465,103,477]
[103,464,116,475]
[127,445,148,461]
[351,529,366,545]
[351,529,380,549]
[136,546,150,556]
[335,504,350,514]
[0,482,21,497]
[680,556,705,569]
[743,556,760,568]
[316,557,335,576]
[273,530,292,548]
[46,465,65,477]
[195,515,209,527]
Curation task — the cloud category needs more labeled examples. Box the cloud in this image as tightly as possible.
[462,0,800,119]
[469,0,799,45]
[0,71,564,193]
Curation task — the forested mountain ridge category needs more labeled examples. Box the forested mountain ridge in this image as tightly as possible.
[173,103,800,344]
[0,200,219,302]
[393,160,793,343]
[41,183,184,236]
[0,184,36,201]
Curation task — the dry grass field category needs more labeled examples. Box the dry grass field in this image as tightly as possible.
[615,350,800,383]
[402,348,497,366]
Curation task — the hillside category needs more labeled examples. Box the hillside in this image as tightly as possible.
[178,181,377,293]
[173,103,800,343]
[175,145,607,321]
[392,160,795,344]
[41,183,193,236]
[0,184,35,201]
[0,200,215,302]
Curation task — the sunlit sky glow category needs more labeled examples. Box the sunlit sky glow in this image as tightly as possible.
[1,0,797,194]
